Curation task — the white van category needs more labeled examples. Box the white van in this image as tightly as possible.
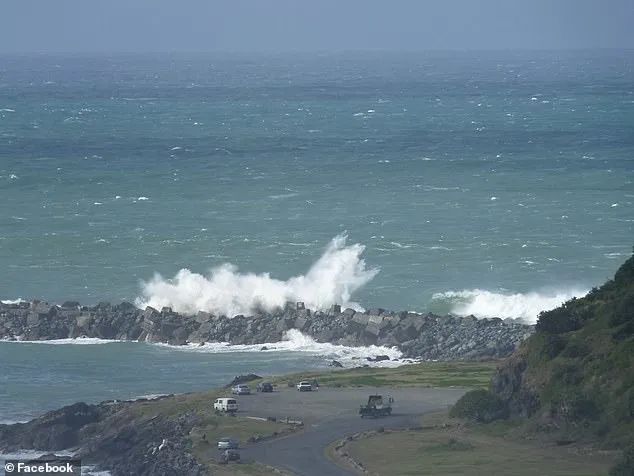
[214,397,238,413]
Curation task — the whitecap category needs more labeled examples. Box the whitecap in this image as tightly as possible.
[268,192,299,200]
[137,196,149,201]
[4,337,123,345]
[390,242,413,249]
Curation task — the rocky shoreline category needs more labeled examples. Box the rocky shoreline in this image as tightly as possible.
[0,300,533,360]
[0,399,207,475]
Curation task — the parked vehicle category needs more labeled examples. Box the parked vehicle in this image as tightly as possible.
[359,394,393,418]
[296,381,313,392]
[232,384,251,395]
[217,437,239,450]
[257,382,274,393]
[214,398,238,413]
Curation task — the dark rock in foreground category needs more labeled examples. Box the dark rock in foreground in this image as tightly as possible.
[0,300,534,360]
[0,400,206,476]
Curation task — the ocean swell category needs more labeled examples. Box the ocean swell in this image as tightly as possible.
[136,234,379,316]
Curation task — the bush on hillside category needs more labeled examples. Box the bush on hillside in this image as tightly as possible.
[610,289,634,328]
[536,303,584,334]
[450,389,508,423]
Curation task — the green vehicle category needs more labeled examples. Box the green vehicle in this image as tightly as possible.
[359,395,393,418]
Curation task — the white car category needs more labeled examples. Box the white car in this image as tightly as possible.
[214,398,238,413]
[296,381,313,392]
[231,384,251,395]
[217,437,239,450]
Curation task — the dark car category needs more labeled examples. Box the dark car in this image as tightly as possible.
[257,382,274,393]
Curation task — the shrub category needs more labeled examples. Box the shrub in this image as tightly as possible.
[450,389,508,423]
[536,304,583,334]
[610,290,634,327]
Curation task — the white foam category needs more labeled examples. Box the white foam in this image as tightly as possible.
[1,298,25,304]
[2,337,122,345]
[136,234,379,317]
[154,329,403,367]
[137,196,149,201]
[432,288,589,323]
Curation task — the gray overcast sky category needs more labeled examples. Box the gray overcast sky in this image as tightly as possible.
[1,0,633,53]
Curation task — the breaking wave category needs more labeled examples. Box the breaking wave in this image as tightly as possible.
[136,234,379,316]
[155,329,404,367]
[432,288,589,323]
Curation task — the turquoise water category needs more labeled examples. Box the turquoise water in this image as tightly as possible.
[1,52,632,317]
[0,341,333,422]
[0,52,632,421]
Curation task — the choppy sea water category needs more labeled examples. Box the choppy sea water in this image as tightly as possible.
[0,51,632,422]
[1,51,632,320]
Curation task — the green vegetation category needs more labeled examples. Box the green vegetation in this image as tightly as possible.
[494,252,634,447]
[443,251,634,474]
[129,389,297,474]
[272,360,497,389]
[449,389,507,422]
[341,414,617,476]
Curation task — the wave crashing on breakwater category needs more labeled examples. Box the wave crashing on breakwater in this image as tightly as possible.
[136,234,378,316]
[432,288,589,323]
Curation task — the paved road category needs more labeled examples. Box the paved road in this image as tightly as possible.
[235,386,466,476]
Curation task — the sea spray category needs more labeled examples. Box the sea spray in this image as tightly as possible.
[432,288,589,323]
[136,234,379,316]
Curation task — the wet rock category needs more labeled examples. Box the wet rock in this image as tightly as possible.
[225,374,261,388]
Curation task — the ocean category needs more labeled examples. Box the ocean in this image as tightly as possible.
[0,51,632,420]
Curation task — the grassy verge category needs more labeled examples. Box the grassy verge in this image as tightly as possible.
[129,389,299,474]
[337,411,618,476]
[270,361,497,389]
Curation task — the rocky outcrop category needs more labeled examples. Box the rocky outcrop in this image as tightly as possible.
[0,300,534,360]
[0,399,206,476]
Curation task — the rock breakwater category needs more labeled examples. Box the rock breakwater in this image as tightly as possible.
[0,300,534,360]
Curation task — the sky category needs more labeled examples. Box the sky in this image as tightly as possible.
[1,0,633,53]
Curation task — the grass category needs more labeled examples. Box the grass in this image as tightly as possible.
[270,361,497,389]
[341,412,619,476]
[189,413,297,474]
[123,360,497,473]
[125,388,298,473]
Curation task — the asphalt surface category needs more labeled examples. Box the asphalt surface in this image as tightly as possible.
[234,386,467,476]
